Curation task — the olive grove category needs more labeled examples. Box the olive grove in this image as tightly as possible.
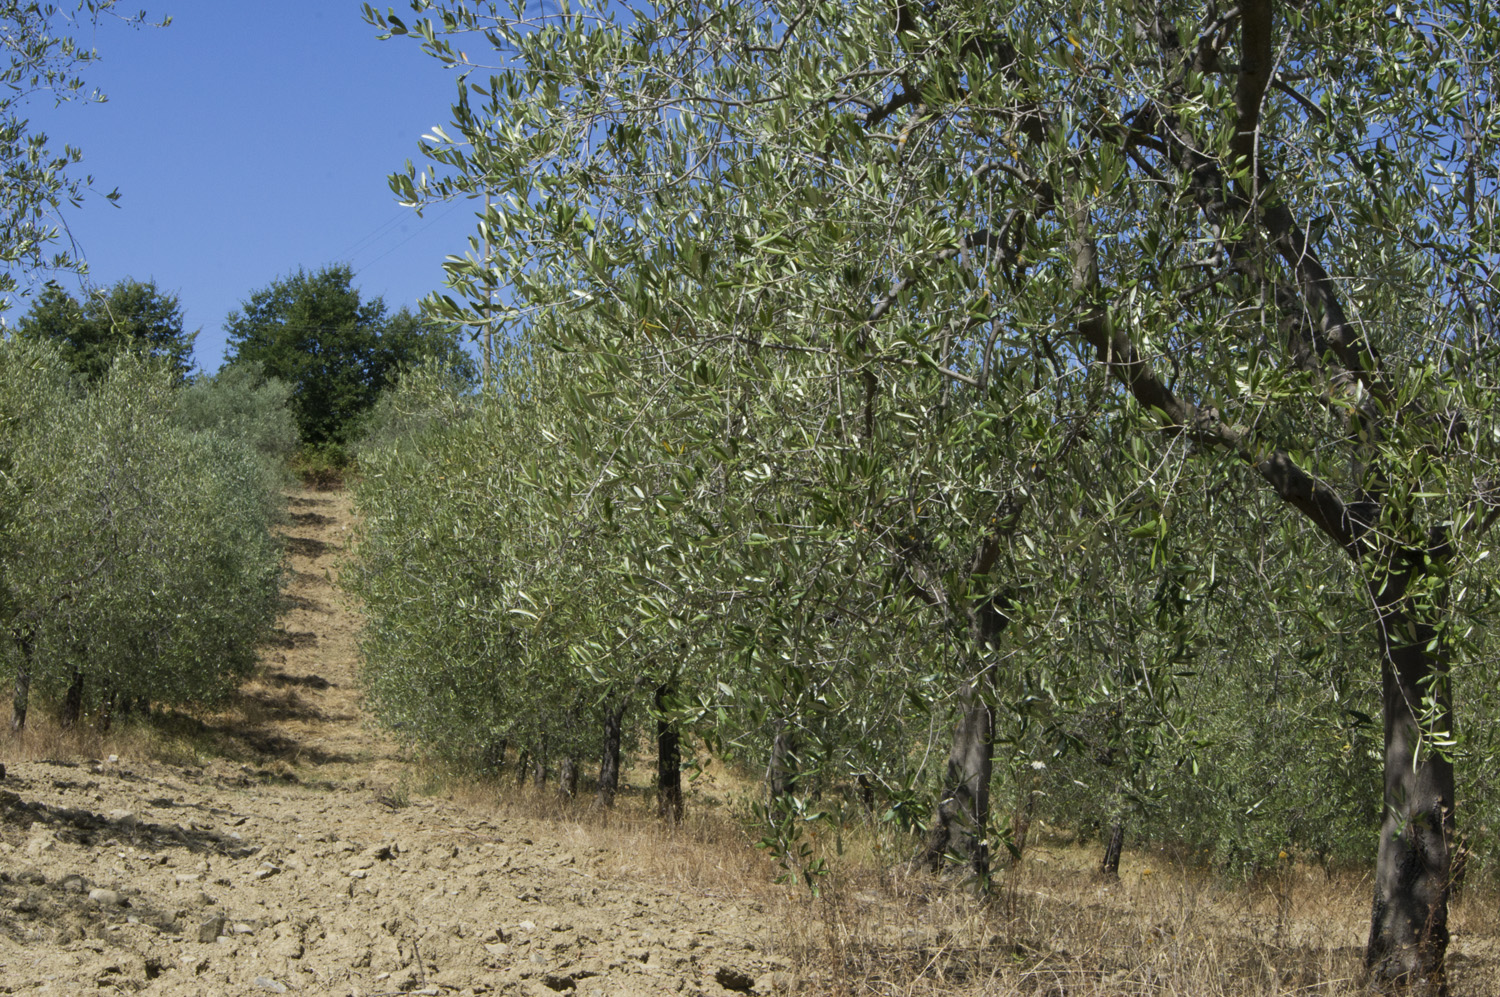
[362,0,1500,989]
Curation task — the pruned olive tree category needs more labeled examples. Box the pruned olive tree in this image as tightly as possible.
[374,0,1499,986]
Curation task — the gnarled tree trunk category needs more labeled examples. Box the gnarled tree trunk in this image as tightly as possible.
[558,756,579,799]
[924,669,994,880]
[1364,553,1453,995]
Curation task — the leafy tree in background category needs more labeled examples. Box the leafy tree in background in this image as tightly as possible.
[14,278,196,380]
[223,264,474,447]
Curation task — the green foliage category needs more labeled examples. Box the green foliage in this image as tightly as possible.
[174,360,298,468]
[223,264,475,446]
[372,1,1500,931]
[15,278,196,381]
[0,339,283,718]
[350,355,635,774]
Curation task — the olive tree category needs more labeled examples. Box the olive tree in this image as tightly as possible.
[1,344,284,726]
[374,0,1499,985]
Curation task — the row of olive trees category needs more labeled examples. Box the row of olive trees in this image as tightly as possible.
[1,340,294,729]
[369,0,1500,988]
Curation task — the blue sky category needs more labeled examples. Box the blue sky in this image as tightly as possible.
[10,2,485,371]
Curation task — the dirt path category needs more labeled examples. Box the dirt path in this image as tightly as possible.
[0,488,786,997]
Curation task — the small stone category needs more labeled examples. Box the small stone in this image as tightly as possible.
[16,868,46,886]
[88,888,125,907]
[108,809,137,828]
[24,833,56,857]
[517,920,537,933]
[198,915,226,943]
[253,976,288,993]
[252,864,281,880]
[175,872,202,884]
[484,943,512,958]
[231,921,257,935]
[59,874,87,893]
[349,869,368,879]
[107,754,119,763]
[529,950,548,966]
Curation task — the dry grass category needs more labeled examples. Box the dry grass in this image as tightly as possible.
[15,699,1499,996]
[392,755,1500,996]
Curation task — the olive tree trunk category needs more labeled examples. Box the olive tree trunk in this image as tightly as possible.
[1364,554,1454,995]
[558,757,579,800]
[58,670,84,729]
[923,664,994,881]
[1100,821,1125,880]
[655,683,682,823]
[10,628,33,731]
[766,722,797,815]
[596,701,626,809]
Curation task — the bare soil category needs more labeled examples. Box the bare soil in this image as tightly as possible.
[0,488,787,996]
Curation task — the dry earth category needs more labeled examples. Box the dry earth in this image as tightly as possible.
[0,489,789,997]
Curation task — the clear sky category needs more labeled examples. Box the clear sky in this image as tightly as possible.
[11,2,484,372]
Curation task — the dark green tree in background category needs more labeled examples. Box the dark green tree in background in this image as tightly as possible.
[223,263,473,446]
[13,278,195,381]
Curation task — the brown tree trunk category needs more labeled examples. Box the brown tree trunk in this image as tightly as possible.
[1364,554,1453,996]
[515,750,530,787]
[11,659,30,732]
[58,670,84,729]
[481,738,508,778]
[655,683,682,823]
[558,756,579,799]
[766,722,797,814]
[532,734,549,787]
[1101,821,1125,880]
[596,701,626,809]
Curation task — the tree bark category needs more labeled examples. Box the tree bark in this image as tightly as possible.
[655,683,682,823]
[532,734,549,787]
[515,750,530,787]
[58,670,84,729]
[596,701,626,809]
[923,664,994,881]
[11,661,30,732]
[558,756,579,799]
[1101,821,1125,880]
[1364,554,1454,996]
[766,722,797,814]
[481,738,508,778]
